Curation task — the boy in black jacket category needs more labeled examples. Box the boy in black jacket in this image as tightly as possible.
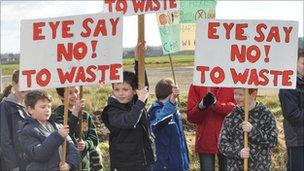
[101,71,154,171]
[279,48,304,170]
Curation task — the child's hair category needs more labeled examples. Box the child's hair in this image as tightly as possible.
[0,70,19,102]
[235,88,258,95]
[112,71,137,90]
[298,48,304,59]
[55,87,65,97]
[155,78,174,100]
[25,90,52,108]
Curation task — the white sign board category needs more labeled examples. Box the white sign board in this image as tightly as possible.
[20,13,123,90]
[103,0,180,16]
[194,19,298,89]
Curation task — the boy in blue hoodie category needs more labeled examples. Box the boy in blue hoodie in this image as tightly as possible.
[149,78,189,171]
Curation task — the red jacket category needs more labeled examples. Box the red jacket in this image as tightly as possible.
[187,85,235,154]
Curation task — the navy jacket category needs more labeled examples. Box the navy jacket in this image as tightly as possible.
[149,100,189,171]
[0,95,30,170]
[19,116,79,170]
[279,76,304,147]
[101,96,155,170]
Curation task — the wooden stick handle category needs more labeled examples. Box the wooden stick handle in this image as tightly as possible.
[61,87,70,163]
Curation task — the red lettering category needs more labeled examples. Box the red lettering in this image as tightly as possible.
[57,67,77,84]
[98,65,110,83]
[73,42,87,61]
[152,0,160,11]
[93,19,108,37]
[62,20,74,38]
[105,0,115,12]
[169,0,177,9]
[132,0,145,13]
[48,21,60,39]
[266,26,280,42]
[36,69,51,87]
[33,22,45,40]
[110,64,122,80]
[223,23,234,39]
[57,43,73,62]
[196,66,210,83]
[283,27,293,43]
[230,68,249,84]
[208,22,220,39]
[86,65,97,82]
[254,23,267,42]
[282,70,293,86]
[75,66,86,83]
[235,23,248,40]
[247,69,259,86]
[81,18,93,37]
[210,67,225,84]
[110,18,120,36]
[230,44,246,63]
[22,70,36,88]
[269,70,282,86]
[247,45,260,63]
[258,69,269,86]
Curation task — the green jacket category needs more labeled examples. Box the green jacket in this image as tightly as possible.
[53,105,99,170]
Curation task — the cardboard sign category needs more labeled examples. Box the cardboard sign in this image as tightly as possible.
[104,0,179,16]
[194,19,298,89]
[156,11,180,54]
[180,0,216,51]
[20,13,123,90]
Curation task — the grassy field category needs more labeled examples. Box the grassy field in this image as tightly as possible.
[1,55,194,76]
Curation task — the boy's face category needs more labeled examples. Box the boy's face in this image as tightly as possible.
[68,87,79,106]
[113,82,135,104]
[297,56,304,75]
[234,89,256,107]
[59,86,79,107]
[28,99,52,122]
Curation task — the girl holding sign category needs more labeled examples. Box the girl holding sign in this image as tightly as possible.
[187,86,235,171]
[0,70,30,170]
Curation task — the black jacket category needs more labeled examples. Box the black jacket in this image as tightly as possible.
[279,76,304,147]
[0,95,30,170]
[101,96,155,170]
[19,116,79,170]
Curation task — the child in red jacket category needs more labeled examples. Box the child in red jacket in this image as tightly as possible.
[187,85,235,170]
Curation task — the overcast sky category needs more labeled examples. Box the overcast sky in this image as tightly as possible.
[1,0,303,53]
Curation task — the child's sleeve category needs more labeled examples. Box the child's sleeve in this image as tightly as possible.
[53,106,79,136]
[66,135,79,171]
[187,85,205,124]
[108,100,146,129]
[0,103,19,169]
[279,89,304,123]
[19,126,64,162]
[249,110,278,147]
[150,100,177,125]
[219,116,242,159]
[82,113,99,154]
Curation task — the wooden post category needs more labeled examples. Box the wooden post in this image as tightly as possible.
[168,54,180,104]
[137,14,145,89]
[78,86,83,170]
[243,88,249,171]
[61,87,70,163]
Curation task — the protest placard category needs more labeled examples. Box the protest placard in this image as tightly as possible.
[20,12,123,90]
[193,19,298,89]
[104,0,179,16]
[156,11,180,54]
